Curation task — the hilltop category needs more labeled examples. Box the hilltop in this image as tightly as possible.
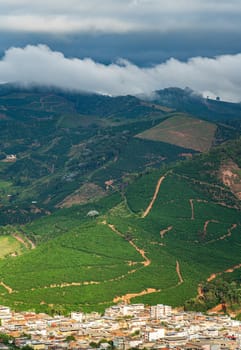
[0,86,240,314]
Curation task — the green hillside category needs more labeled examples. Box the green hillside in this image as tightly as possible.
[0,86,241,314]
[0,87,193,224]
[0,138,240,314]
[136,113,217,152]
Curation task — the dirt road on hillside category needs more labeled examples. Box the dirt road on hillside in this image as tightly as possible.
[160,226,173,238]
[205,223,237,244]
[113,288,159,304]
[0,281,13,294]
[142,175,166,218]
[107,224,151,267]
[13,234,36,249]
[176,260,184,284]
[189,199,195,220]
[207,261,241,282]
[203,220,219,238]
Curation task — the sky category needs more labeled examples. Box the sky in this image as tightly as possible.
[0,0,241,101]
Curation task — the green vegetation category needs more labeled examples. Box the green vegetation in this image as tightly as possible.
[0,333,33,350]
[0,86,241,314]
[136,113,217,152]
[0,143,241,313]
[0,236,25,258]
[0,88,193,223]
[185,275,241,313]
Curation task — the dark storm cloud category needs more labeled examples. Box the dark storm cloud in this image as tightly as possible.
[0,0,240,64]
[1,31,241,66]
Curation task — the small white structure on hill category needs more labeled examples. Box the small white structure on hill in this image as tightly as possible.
[5,154,16,162]
[87,210,99,217]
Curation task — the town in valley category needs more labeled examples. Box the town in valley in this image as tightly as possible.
[0,303,240,350]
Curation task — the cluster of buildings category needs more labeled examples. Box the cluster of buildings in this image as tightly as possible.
[0,304,240,350]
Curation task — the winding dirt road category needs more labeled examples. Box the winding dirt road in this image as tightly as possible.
[27,222,152,293]
[205,223,237,244]
[0,281,13,294]
[203,220,219,238]
[13,234,36,250]
[176,260,184,284]
[142,175,166,218]
[207,261,241,282]
[107,223,155,304]
[108,224,151,267]
[113,288,159,304]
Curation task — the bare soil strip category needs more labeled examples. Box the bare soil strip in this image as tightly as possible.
[108,224,151,267]
[107,224,123,238]
[208,304,224,313]
[205,223,237,244]
[33,265,145,291]
[36,223,151,292]
[113,288,159,304]
[203,220,219,238]
[190,199,195,220]
[12,234,29,249]
[176,260,184,285]
[197,284,204,298]
[160,226,173,238]
[142,175,166,218]
[129,241,150,267]
[207,274,217,282]
[207,261,241,282]
[13,234,36,250]
[0,281,13,294]
[48,281,100,289]
[32,268,144,291]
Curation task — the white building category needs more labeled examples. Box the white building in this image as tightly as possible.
[150,304,172,319]
[70,312,84,322]
[144,328,165,342]
[0,306,12,323]
[122,304,145,316]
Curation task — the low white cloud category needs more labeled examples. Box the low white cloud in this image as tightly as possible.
[1,44,241,102]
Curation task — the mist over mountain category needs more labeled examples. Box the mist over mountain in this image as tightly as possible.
[0,45,241,102]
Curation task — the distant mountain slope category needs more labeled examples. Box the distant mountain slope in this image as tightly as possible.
[0,85,240,226]
[136,113,217,152]
[152,87,241,122]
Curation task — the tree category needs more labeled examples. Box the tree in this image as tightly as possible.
[65,335,76,342]
[89,342,98,348]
